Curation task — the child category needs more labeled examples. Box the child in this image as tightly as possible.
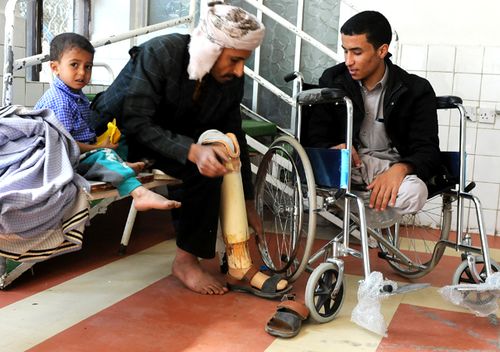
[35,32,180,211]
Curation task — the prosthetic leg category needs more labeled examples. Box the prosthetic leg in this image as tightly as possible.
[198,130,290,299]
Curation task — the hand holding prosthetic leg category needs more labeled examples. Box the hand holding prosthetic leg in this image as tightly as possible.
[198,130,291,299]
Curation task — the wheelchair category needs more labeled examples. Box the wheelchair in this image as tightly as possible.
[253,72,499,323]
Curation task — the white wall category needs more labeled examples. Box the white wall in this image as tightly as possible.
[2,0,500,235]
[345,0,500,46]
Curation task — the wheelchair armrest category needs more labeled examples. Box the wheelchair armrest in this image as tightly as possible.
[436,95,463,109]
[296,88,347,105]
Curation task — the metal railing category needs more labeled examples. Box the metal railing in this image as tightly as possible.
[2,0,197,105]
[2,0,348,115]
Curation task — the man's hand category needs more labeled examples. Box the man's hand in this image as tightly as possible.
[188,143,229,177]
[331,143,361,167]
[366,163,412,211]
[245,200,263,237]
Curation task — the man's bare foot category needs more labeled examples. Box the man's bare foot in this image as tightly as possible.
[126,161,145,174]
[130,186,181,211]
[228,267,288,291]
[172,248,228,295]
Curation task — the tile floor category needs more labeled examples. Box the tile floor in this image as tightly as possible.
[0,199,499,352]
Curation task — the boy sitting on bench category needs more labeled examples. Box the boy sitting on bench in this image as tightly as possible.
[35,33,181,212]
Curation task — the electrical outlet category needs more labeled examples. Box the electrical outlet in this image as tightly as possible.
[477,108,496,124]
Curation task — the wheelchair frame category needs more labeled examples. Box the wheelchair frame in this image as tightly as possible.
[254,72,498,323]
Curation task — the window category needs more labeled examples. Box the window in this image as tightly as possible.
[148,0,191,25]
[17,0,89,82]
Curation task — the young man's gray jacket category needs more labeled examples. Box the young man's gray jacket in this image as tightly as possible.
[306,57,440,182]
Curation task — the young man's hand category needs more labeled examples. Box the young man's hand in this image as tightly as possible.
[366,162,412,211]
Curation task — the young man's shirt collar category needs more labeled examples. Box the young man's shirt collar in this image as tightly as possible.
[358,63,389,93]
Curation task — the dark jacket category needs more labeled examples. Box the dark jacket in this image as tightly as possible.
[91,33,254,198]
[306,58,440,182]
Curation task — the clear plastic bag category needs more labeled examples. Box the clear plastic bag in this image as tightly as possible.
[438,272,500,317]
[351,271,397,336]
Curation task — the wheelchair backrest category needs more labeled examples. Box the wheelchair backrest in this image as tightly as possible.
[426,96,465,197]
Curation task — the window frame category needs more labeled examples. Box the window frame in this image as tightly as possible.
[24,0,91,81]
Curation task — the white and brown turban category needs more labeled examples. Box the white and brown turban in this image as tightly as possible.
[187,2,265,81]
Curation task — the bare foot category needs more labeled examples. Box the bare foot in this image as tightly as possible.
[228,267,288,291]
[130,186,181,211]
[172,248,228,295]
[126,161,145,174]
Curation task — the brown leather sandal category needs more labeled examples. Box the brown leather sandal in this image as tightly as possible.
[226,266,292,299]
[265,294,309,338]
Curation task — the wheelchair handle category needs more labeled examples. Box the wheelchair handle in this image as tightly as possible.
[436,95,463,109]
[284,72,298,82]
[296,88,347,105]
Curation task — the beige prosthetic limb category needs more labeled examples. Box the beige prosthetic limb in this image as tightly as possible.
[198,130,287,291]
[219,136,252,272]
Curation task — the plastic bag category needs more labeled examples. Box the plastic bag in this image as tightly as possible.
[438,272,500,317]
[351,271,397,336]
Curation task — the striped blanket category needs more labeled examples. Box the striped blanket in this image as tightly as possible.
[0,106,89,261]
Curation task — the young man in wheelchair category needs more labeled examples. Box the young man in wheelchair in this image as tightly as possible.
[306,11,440,225]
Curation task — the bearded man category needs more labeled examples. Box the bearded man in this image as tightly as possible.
[91,2,289,297]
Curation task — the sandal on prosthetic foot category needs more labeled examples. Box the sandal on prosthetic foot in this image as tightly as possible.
[226,266,292,300]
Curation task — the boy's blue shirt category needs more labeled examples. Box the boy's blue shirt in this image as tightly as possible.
[35,76,96,143]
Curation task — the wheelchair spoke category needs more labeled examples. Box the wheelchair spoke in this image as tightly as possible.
[255,136,316,281]
[462,267,475,283]
[314,271,336,316]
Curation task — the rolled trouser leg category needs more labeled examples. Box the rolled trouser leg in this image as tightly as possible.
[394,175,428,214]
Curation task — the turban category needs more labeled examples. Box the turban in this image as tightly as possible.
[187,2,265,81]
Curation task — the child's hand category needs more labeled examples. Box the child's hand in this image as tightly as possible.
[97,136,119,150]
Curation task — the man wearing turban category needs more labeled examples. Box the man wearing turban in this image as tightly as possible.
[91,2,289,296]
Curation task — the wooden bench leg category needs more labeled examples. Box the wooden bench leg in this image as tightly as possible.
[119,201,138,255]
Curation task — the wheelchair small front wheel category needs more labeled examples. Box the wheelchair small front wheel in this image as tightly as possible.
[451,256,500,307]
[452,256,500,285]
[305,262,345,323]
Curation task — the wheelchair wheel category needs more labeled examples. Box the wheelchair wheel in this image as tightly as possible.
[451,256,500,307]
[452,256,500,285]
[379,193,453,279]
[255,135,317,283]
[305,262,345,323]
